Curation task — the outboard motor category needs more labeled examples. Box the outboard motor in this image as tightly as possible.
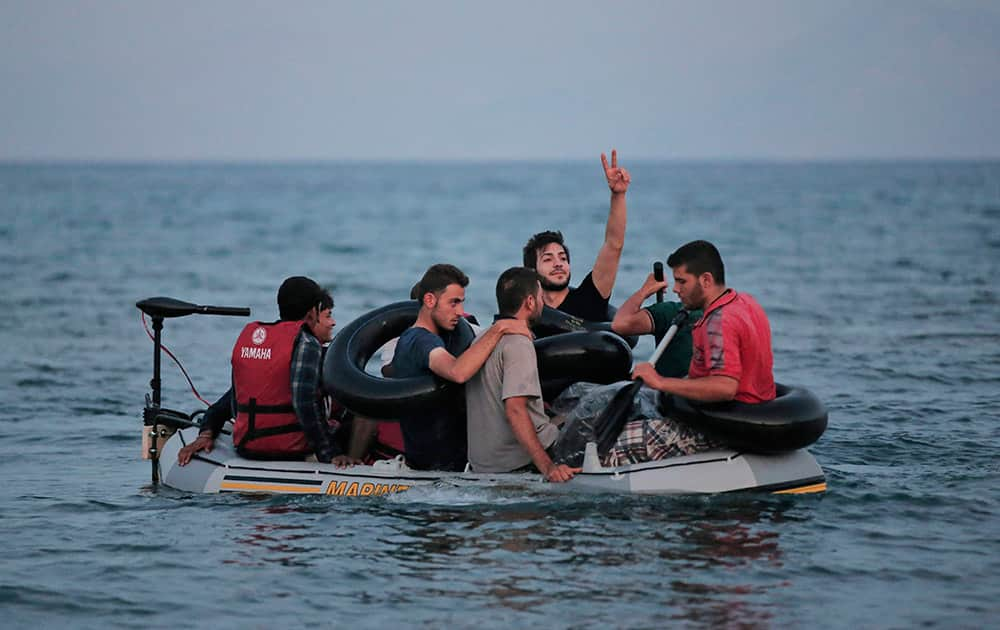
[136,297,250,484]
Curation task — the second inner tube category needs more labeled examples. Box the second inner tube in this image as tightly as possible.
[324,301,634,419]
[535,305,639,348]
[661,383,828,453]
[322,301,469,420]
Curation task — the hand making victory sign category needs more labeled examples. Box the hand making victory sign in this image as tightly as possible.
[601,149,631,194]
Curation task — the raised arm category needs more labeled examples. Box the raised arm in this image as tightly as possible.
[591,149,631,299]
[612,272,667,336]
[427,319,531,384]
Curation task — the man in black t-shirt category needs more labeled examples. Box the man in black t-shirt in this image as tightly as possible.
[522,150,631,322]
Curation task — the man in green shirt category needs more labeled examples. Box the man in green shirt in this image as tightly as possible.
[550,271,708,468]
[612,271,702,376]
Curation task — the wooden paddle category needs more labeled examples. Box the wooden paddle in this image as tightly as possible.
[594,277,688,457]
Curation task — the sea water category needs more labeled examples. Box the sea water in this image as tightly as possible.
[0,161,997,628]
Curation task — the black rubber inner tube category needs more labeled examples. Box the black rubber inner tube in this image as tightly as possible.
[534,304,639,348]
[324,301,634,419]
[322,301,473,420]
[536,330,633,400]
[661,383,828,453]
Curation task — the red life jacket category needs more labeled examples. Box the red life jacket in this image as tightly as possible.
[231,320,311,456]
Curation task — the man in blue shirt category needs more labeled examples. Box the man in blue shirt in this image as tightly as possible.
[392,264,531,471]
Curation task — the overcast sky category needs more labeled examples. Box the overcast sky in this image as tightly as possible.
[1,0,998,161]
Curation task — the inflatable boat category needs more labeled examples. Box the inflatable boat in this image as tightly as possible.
[137,296,827,497]
[156,423,826,496]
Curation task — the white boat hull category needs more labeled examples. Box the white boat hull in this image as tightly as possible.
[157,427,826,496]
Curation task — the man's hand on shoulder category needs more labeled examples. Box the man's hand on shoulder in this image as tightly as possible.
[494,319,532,339]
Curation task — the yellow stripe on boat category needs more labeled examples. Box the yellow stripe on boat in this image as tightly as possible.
[773,482,827,494]
[220,481,322,493]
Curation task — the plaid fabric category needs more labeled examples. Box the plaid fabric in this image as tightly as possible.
[601,416,720,467]
[290,331,340,462]
[550,382,720,467]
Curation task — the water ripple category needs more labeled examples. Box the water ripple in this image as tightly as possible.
[3,161,999,629]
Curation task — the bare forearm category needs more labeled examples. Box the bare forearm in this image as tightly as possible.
[446,326,504,383]
[645,374,739,402]
[612,286,655,336]
[592,192,627,298]
[506,401,554,472]
[605,191,627,250]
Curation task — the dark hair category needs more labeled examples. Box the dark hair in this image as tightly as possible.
[416,264,469,300]
[408,282,422,300]
[496,267,541,316]
[277,276,333,321]
[522,230,570,269]
[317,288,333,311]
[666,240,725,285]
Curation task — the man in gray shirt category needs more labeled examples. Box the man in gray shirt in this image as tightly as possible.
[466,267,580,482]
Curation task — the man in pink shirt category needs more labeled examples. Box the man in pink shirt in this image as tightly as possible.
[604,240,774,464]
[632,239,775,404]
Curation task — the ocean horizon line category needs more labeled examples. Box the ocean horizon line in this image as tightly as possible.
[1,156,999,167]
